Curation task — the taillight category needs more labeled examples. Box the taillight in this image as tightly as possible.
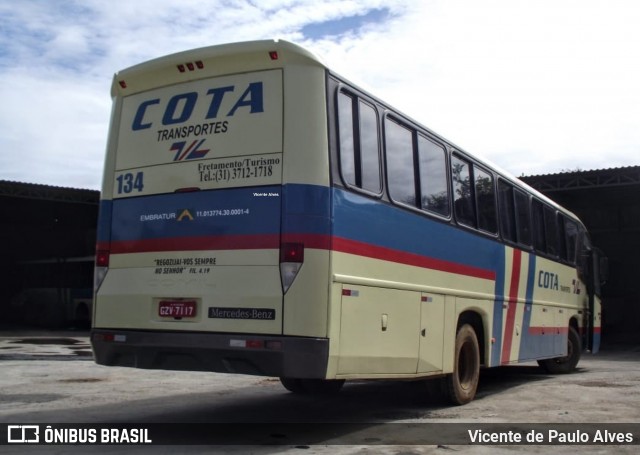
[96,249,110,267]
[280,243,303,293]
[280,242,304,263]
[94,249,110,292]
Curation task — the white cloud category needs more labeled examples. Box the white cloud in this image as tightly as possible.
[0,0,639,188]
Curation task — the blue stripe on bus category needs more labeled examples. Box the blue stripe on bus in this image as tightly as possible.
[490,252,506,367]
[518,253,540,360]
[108,186,282,243]
[100,182,508,281]
[97,199,113,244]
[281,183,332,236]
[331,187,503,274]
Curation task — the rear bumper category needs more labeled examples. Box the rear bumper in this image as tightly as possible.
[91,329,329,378]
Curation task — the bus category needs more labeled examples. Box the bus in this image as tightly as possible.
[91,39,606,405]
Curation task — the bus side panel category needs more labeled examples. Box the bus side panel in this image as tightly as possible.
[329,187,591,375]
[330,188,497,377]
[337,284,421,376]
[280,63,332,338]
[512,253,586,363]
[280,184,331,338]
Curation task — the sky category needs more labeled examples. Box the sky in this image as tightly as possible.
[1,0,639,189]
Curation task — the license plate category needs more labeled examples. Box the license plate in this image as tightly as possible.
[159,300,197,318]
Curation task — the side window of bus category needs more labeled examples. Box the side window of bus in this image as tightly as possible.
[417,135,450,217]
[558,214,568,261]
[337,92,356,186]
[532,199,546,252]
[514,188,532,246]
[451,155,475,227]
[498,180,517,242]
[475,167,497,234]
[543,205,559,257]
[385,118,416,206]
[337,91,382,194]
[498,180,531,246]
[564,218,579,264]
[359,101,381,192]
[532,199,560,257]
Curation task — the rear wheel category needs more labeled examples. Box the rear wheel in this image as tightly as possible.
[279,378,345,395]
[279,377,307,394]
[537,326,581,374]
[444,323,480,405]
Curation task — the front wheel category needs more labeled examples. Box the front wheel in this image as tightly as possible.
[444,323,480,405]
[537,326,581,374]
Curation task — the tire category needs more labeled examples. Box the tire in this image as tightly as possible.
[537,326,581,374]
[74,303,90,329]
[279,378,345,395]
[279,377,307,394]
[444,323,480,405]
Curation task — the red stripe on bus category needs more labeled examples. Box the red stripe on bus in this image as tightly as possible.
[280,233,332,250]
[528,326,570,335]
[109,234,280,254]
[332,236,495,280]
[501,249,522,364]
[105,233,495,280]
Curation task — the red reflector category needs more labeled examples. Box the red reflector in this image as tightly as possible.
[280,243,304,263]
[177,64,186,73]
[96,249,110,267]
[269,51,279,60]
[342,289,352,296]
[196,60,204,69]
[246,340,264,349]
[186,62,195,71]
[95,333,115,342]
[96,333,126,342]
[118,80,127,89]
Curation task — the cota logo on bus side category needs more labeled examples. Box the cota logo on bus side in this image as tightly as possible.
[130,82,264,161]
[538,270,581,294]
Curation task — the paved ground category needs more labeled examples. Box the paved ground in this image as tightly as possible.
[1,331,639,454]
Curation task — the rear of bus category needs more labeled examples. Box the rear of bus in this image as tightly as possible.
[91,40,333,379]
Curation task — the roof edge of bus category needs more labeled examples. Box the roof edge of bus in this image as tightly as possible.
[113,39,324,79]
[481,156,583,224]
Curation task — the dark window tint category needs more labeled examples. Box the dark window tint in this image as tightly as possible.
[451,155,475,227]
[499,180,531,246]
[558,215,568,261]
[417,135,449,216]
[337,92,381,193]
[514,189,531,246]
[337,92,356,186]
[564,218,579,264]
[544,206,559,256]
[498,180,516,242]
[532,199,546,252]
[359,101,381,192]
[475,167,497,233]
[385,118,416,206]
